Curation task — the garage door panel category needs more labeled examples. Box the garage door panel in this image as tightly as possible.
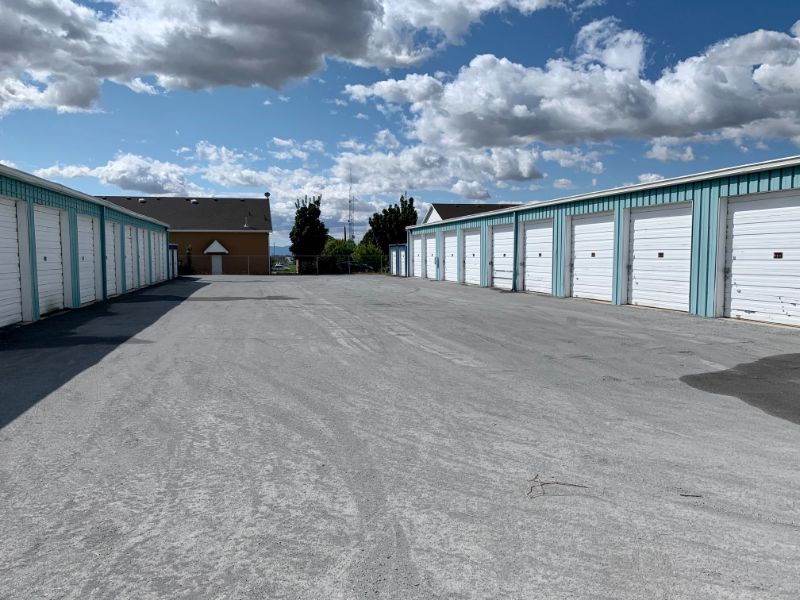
[628,204,692,312]
[492,225,514,290]
[463,230,480,285]
[412,237,423,277]
[105,222,119,296]
[78,216,96,304]
[523,221,552,294]
[0,199,22,326]
[425,236,437,279]
[443,233,457,282]
[34,206,65,314]
[572,214,614,302]
[725,194,800,325]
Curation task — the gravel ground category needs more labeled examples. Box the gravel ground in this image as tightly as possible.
[1,275,799,599]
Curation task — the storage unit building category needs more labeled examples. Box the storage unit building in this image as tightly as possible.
[388,243,407,277]
[406,156,800,326]
[0,164,171,328]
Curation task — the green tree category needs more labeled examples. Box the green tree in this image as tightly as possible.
[353,240,384,272]
[368,194,418,255]
[289,195,328,256]
[323,238,356,257]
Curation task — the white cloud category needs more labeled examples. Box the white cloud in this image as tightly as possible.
[451,180,490,199]
[646,140,695,161]
[638,173,664,184]
[553,178,575,189]
[35,153,199,195]
[338,139,367,152]
[263,100,272,106]
[278,95,291,102]
[541,148,604,173]
[375,129,401,149]
[355,112,369,120]
[347,20,800,150]
[0,159,17,168]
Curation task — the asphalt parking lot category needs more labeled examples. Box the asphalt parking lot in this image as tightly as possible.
[1,275,799,599]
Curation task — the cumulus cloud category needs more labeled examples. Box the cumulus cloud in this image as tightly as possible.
[451,180,490,199]
[541,148,605,173]
[0,0,583,115]
[638,173,664,184]
[347,19,800,150]
[646,140,695,161]
[553,178,575,189]
[35,153,200,195]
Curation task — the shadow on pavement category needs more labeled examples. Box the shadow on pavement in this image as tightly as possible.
[681,354,800,425]
[0,277,208,429]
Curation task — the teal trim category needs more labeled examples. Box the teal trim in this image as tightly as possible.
[612,206,624,305]
[68,208,80,307]
[26,199,40,320]
[511,212,519,292]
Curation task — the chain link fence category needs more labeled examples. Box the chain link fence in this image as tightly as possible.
[178,254,387,275]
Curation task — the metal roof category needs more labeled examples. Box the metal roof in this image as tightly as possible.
[407,155,800,230]
[102,195,272,232]
[0,163,169,227]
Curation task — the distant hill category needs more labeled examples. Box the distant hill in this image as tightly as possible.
[271,245,292,256]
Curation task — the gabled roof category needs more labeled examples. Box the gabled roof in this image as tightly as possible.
[203,240,229,254]
[101,196,272,231]
[423,203,520,223]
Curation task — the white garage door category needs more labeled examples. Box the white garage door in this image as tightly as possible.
[390,249,397,275]
[34,205,65,314]
[150,232,158,281]
[137,229,147,286]
[571,213,614,301]
[725,193,800,326]
[399,249,406,276]
[628,204,692,312]
[523,220,553,294]
[492,225,514,290]
[463,229,481,285]
[77,215,97,305]
[412,237,423,278]
[105,221,119,296]
[124,226,136,290]
[425,235,437,280]
[443,232,457,282]
[0,198,23,327]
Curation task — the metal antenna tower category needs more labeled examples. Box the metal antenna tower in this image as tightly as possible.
[347,169,355,241]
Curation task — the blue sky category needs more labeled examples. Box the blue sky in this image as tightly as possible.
[1,1,799,244]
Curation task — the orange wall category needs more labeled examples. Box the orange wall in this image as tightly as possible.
[170,231,269,256]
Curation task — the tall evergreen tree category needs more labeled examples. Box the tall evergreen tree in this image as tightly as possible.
[368,194,418,255]
[289,195,328,256]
